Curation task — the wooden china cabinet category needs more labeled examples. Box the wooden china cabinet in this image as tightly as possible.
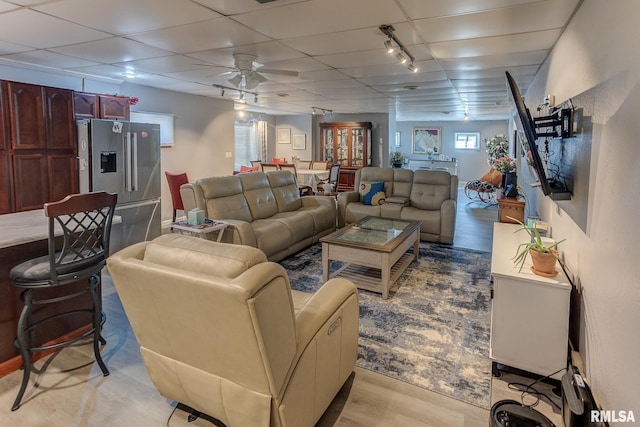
[320,122,372,191]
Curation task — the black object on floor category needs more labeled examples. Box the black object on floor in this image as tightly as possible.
[490,400,555,427]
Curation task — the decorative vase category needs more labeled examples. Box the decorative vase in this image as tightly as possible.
[529,249,558,277]
[501,171,517,189]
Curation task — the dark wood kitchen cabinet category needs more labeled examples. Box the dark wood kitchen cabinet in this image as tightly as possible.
[99,94,130,120]
[0,81,11,214]
[3,80,78,213]
[74,91,98,119]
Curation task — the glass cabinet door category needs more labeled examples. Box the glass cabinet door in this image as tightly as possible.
[337,128,348,164]
[323,128,334,162]
[351,128,364,166]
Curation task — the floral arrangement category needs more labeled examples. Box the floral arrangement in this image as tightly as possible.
[391,151,407,164]
[493,155,517,173]
[485,134,509,166]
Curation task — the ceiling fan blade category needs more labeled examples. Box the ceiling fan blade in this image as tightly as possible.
[257,68,299,77]
[245,72,267,90]
[228,74,243,87]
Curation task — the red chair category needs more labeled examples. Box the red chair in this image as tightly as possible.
[165,171,189,222]
[271,157,287,164]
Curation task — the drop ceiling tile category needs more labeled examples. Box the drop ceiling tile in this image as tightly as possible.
[186,41,307,68]
[165,66,236,84]
[0,9,110,49]
[397,0,541,20]
[232,0,406,39]
[439,51,549,71]
[65,64,129,81]
[447,65,538,80]
[298,69,352,82]
[3,49,99,69]
[51,37,172,64]
[192,0,309,16]
[0,1,19,12]
[282,27,384,56]
[35,0,221,35]
[289,78,364,92]
[315,44,432,69]
[0,41,33,55]
[116,55,214,75]
[429,29,561,59]
[412,1,577,43]
[128,18,270,54]
[357,69,450,87]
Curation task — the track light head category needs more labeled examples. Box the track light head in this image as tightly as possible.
[221,88,225,96]
[396,52,407,64]
[384,39,394,54]
[407,63,417,73]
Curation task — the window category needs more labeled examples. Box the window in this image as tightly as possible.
[234,121,260,170]
[454,132,480,150]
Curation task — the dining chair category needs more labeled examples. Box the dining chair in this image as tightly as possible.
[260,163,280,172]
[165,171,189,222]
[279,163,313,196]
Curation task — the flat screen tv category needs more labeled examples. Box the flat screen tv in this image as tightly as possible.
[505,71,571,200]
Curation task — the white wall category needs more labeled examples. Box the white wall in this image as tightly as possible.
[523,1,640,418]
[274,115,312,161]
[395,120,508,182]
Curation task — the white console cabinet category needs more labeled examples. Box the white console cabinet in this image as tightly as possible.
[490,223,570,380]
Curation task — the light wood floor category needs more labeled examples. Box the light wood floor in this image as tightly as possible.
[0,188,563,426]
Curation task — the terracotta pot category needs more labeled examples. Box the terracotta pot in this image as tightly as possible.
[529,249,557,276]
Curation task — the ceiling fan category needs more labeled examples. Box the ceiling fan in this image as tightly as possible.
[224,53,298,90]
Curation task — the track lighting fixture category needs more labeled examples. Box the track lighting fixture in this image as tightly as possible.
[212,84,258,104]
[380,24,417,73]
[312,107,317,115]
[384,39,394,54]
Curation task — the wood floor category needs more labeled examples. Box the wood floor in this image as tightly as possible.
[0,188,563,426]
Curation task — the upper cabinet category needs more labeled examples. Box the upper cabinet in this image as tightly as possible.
[3,80,77,212]
[98,94,130,120]
[74,92,130,121]
[74,92,98,119]
[7,82,75,151]
[8,82,46,149]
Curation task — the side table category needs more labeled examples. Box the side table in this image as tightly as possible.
[171,219,228,242]
[497,195,525,224]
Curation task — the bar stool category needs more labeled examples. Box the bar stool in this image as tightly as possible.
[9,191,117,411]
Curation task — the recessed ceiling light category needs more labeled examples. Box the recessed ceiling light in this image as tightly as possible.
[403,85,418,90]
[122,70,136,78]
[276,93,289,97]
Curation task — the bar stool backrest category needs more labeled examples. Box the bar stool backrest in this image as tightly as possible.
[44,191,117,285]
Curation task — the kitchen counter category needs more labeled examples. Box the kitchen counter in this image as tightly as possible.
[0,209,121,249]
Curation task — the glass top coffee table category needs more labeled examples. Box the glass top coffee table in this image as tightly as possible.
[320,216,422,299]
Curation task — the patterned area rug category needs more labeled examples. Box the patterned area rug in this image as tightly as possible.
[280,242,493,409]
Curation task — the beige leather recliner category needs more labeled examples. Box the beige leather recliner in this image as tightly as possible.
[107,234,359,427]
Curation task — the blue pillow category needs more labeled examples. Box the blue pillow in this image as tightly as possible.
[360,182,386,206]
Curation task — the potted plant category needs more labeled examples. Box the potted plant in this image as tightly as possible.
[391,151,407,168]
[510,217,565,277]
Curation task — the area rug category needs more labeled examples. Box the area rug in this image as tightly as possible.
[280,242,493,409]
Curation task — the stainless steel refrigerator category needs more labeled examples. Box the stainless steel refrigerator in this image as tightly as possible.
[77,118,161,253]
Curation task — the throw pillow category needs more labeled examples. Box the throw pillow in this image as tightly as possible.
[360,182,386,206]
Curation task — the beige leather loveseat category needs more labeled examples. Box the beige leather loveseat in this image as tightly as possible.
[337,167,458,244]
[107,234,359,427]
[180,170,336,261]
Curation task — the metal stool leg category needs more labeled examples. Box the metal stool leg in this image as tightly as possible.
[89,275,109,376]
[12,290,34,411]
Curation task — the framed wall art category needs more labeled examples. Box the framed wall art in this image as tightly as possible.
[292,134,306,150]
[412,127,441,155]
[277,128,291,144]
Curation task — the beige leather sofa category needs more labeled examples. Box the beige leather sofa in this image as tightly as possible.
[337,167,458,244]
[180,170,336,262]
[107,234,359,427]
